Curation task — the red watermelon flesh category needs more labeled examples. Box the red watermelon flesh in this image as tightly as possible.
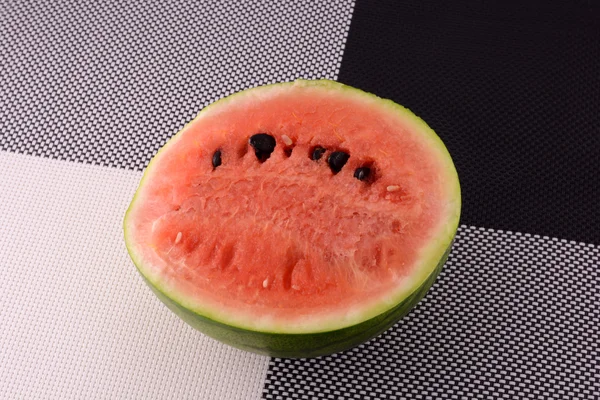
[124,80,460,339]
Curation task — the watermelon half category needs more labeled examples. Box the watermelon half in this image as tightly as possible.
[124,80,461,358]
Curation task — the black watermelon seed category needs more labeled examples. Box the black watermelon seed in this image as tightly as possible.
[328,151,350,173]
[354,167,371,181]
[249,133,276,162]
[311,147,326,161]
[212,150,222,169]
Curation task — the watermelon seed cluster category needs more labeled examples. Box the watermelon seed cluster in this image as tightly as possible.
[314,147,372,182]
[213,133,374,183]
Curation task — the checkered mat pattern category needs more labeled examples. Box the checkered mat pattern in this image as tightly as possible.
[1,1,598,399]
[1,0,353,170]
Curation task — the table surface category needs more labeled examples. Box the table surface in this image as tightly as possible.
[1,1,598,399]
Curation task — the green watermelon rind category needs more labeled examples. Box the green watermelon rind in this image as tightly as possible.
[141,242,451,358]
[124,79,461,355]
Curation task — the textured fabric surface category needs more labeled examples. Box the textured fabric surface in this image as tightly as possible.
[2,1,599,399]
[1,0,354,170]
[337,0,600,244]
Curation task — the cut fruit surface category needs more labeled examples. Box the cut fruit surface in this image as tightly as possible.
[124,79,461,357]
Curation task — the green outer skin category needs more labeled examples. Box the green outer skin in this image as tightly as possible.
[124,79,461,358]
[142,243,452,358]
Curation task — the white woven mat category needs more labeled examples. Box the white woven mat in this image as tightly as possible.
[0,152,270,399]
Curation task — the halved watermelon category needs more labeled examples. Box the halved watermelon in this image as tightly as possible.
[124,80,461,358]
